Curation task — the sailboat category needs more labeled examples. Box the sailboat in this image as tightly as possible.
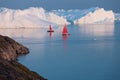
[47,25,54,32]
[62,25,70,36]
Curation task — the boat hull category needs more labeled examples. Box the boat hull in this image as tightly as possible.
[62,33,70,36]
[47,30,54,32]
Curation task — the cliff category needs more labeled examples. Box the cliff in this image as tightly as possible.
[0,35,46,80]
[0,35,29,61]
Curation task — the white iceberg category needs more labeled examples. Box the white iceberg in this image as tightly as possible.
[0,7,116,28]
[0,7,69,28]
[47,12,69,25]
[52,7,115,24]
[74,8,115,24]
[52,7,97,22]
[115,13,120,21]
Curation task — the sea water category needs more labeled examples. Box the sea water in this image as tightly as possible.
[0,23,120,80]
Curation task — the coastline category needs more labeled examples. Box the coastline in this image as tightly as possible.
[0,35,46,80]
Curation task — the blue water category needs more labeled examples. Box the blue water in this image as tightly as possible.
[1,23,120,80]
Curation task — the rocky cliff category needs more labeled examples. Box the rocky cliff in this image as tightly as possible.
[0,35,46,80]
[0,35,29,61]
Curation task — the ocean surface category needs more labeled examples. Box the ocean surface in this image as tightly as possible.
[1,23,120,80]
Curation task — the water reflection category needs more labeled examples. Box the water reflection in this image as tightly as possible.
[0,24,119,80]
[62,35,68,41]
[48,32,53,39]
[0,24,114,39]
[49,32,52,38]
[78,24,114,37]
[62,35,69,50]
[0,29,47,39]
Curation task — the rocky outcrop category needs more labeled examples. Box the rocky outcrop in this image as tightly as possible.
[0,35,29,61]
[0,59,46,80]
[0,35,46,80]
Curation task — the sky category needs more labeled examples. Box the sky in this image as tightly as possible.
[0,0,120,13]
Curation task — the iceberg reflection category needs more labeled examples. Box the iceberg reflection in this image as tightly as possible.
[0,24,114,42]
[78,24,114,37]
[0,29,48,39]
[0,28,50,44]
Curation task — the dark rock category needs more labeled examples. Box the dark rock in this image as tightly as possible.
[0,35,47,80]
[0,59,46,80]
[0,35,29,61]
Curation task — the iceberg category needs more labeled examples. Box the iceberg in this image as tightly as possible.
[0,7,116,28]
[52,7,97,22]
[0,7,69,28]
[47,12,69,25]
[52,7,115,24]
[74,8,115,24]
[115,13,120,21]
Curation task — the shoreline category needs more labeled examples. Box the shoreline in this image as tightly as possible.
[0,35,46,80]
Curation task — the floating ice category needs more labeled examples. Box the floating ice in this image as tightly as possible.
[115,13,120,21]
[0,7,116,28]
[74,8,115,24]
[52,7,98,22]
[0,7,69,28]
[53,7,115,24]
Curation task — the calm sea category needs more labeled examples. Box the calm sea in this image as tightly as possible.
[1,23,120,80]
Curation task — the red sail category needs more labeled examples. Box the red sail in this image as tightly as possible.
[50,25,52,31]
[62,25,68,34]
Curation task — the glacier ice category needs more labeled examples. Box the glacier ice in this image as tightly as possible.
[0,7,69,28]
[0,7,116,28]
[74,8,115,24]
[52,7,115,24]
[115,13,120,21]
[52,7,98,22]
